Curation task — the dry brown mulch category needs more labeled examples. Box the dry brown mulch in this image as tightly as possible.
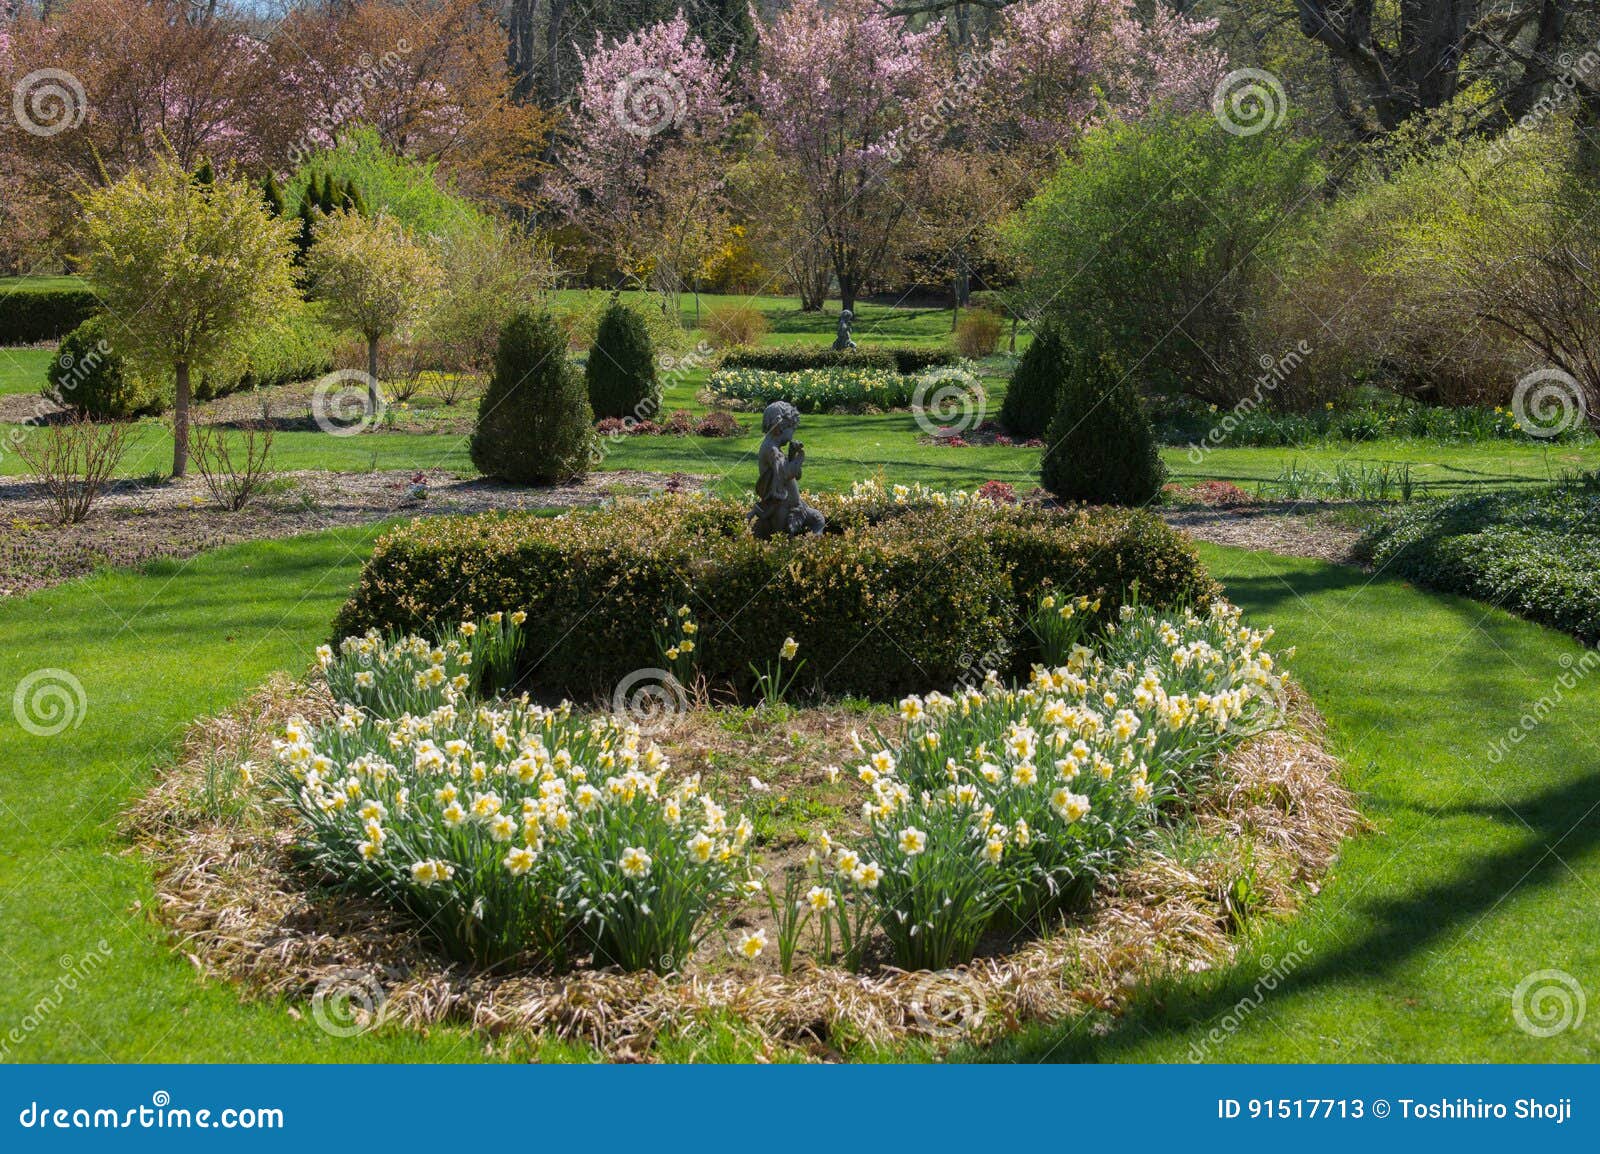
[125,680,1359,1060]
[0,468,704,599]
[1159,504,1366,566]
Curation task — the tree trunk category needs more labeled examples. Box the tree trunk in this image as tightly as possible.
[838,272,857,317]
[366,336,380,413]
[172,361,191,478]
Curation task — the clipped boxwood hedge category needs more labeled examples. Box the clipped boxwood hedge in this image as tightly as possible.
[719,344,956,375]
[1361,482,1600,642]
[0,286,101,345]
[333,495,1219,700]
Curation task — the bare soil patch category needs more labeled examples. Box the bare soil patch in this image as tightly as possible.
[0,468,704,599]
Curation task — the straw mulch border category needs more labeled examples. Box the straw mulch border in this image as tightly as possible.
[124,675,1360,1059]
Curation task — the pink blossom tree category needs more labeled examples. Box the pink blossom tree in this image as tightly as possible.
[981,0,1224,154]
[558,12,734,312]
[754,0,946,315]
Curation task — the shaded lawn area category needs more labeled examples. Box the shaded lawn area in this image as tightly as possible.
[2,522,1598,1061]
[977,543,1600,1063]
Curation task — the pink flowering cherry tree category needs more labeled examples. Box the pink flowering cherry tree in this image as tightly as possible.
[559,11,734,311]
[981,0,1225,154]
[754,0,946,315]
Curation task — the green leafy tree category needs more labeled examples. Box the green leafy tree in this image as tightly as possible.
[999,324,1072,438]
[471,310,596,484]
[1007,113,1321,403]
[585,300,659,420]
[1041,351,1166,507]
[79,157,298,477]
[305,210,441,411]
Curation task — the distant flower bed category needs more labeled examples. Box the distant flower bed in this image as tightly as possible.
[708,365,917,412]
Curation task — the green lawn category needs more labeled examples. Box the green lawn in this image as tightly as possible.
[979,543,1600,1063]
[4,404,1592,499]
[0,346,53,398]
[3,524,1597,1061]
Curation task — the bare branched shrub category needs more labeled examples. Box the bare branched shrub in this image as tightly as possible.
[16,414,130,524]
[190,421,275,511]
[703,303,770,348]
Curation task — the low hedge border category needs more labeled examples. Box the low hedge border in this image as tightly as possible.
[1361,481,1600,642]
[333,495,1220,701]
[718,344,956,375]
[0,287,101,345]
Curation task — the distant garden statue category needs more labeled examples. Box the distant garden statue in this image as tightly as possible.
[749,401,826,539]
[832,309,857,351]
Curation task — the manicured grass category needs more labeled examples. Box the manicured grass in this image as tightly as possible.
[3,359,1593,497]
[0,346,53,397]
[0,275,89,293]
[976,543,1600,1063]
[0,526,496,1061]
[4,523,1598,1061]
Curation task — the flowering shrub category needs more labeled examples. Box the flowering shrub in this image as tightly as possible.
[709,365,917,412]
[806,600,1285,968]
[274,666,751,971]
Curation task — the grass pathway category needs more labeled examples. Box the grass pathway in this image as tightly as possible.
[1,531,1596,1060]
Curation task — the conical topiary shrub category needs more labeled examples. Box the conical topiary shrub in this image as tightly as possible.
[471,310,596,484]
[585,300,659,420]
[1040,350,1166,506]
[999,324,1072,438]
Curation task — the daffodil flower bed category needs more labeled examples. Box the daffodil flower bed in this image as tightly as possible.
[274,640,753,970]
[273,598,1287,981]
[708,366,919,413]
[799,601,1287,970]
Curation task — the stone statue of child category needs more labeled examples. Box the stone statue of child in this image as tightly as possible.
[833,309,857,351]
[749,401,825,539]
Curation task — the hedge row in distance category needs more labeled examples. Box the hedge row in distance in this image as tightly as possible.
[333,495,1220,701]
[718,344,956,375]
[0,286,101,345]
